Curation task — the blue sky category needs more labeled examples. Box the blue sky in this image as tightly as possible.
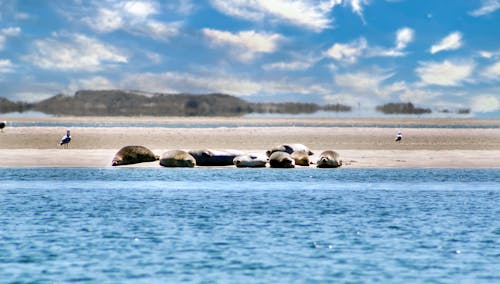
[0,0,499,117]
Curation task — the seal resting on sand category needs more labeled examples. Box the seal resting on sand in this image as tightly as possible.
[316,150,342,168]
[188,149,245,166]
[112,145,159,166]
[269,152,295,168]
[233,154,268,168]
[266,143,313,157]
[291,151,312,166]
[160,150,196,167]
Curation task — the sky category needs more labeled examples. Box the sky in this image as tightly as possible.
[0,0,499,117]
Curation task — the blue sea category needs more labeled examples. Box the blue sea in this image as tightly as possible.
[1,168,499,283]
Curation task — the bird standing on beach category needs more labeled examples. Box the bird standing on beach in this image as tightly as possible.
[60,130,71,148]
[0,121,6,132]
[395,132,402,142]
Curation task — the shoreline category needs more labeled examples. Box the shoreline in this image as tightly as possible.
[1,149,499,168]
[0,117,499,168]
[2,116,499,127]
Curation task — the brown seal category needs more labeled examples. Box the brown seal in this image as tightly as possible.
[291,151,312,166]
[269,151,295,168]
[112,145,159,166]
[160,150,196,167]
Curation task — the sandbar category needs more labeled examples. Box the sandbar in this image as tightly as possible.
[0,116,499,168]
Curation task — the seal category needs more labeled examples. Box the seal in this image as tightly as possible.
[188,149,245,166]
[291,150,312,166]
[159,150,196,167]
[112,145,159,166]
[316,150,342,168]
[269,151,295,168]
[233,153,268,168]
[266,143,313,157]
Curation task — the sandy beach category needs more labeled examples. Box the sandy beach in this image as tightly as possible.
[0,117,499,168]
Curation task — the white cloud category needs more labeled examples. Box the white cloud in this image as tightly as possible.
[79,0,181,40]
[84,8,124,32]
[482,61,500,80]
[130,20,181,41]
[399,88,440,105]
[0,59,15,73]
[367,27,414,57]
[121,0,158,18]
[334,69,404,99]
[325,37,367,64]
[25,33,127,71]
[263,53,319,71]
[345,0,369,20]
[210,0,343,32]
[470,95,500,113]
[263,60,314,71]
[326,28,414,63]
[416,60,474,86]
[0,26,21,50]
[470,0,500,16]
[430,32,463,54]
[395,27,414,50]
[478,50,500,60]
[202,28,282,62]
[68,76,117,93]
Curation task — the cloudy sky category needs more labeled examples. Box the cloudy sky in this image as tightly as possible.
[0,0,499,117]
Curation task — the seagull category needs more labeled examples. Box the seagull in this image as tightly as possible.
[0,121,5,132]
[395,132,402,142]
[60,130,71,148]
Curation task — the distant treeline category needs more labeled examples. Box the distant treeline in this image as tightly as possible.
[0,90,351,116]
[376,102,431,115]
[0,90,470,116]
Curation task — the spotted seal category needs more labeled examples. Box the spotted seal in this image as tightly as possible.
[269,151,295,168]
[266,143,313,157]
[316,150,342,168]
[233,153,268,168]
[159,150,196,167]
[112,145,159,166]
[188,149,245,166]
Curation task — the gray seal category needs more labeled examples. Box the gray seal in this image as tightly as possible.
[291,151,312,166]
[233,154,268,168]
[266,143,313,157]
[112,145,159,166]
[316,150,342,168]
[269,151,295,168]
[188,149,245,166]
[160,150,196,167]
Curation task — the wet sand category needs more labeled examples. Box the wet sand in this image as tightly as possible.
[0,117,499,168]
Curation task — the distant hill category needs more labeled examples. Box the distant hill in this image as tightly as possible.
[0,90,352,116]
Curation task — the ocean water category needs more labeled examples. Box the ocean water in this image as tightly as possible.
[8,120,499,129]
[0,168,499,283]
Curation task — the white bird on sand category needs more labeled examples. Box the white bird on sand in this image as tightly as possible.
[395,132,402,142]
[60,130,71,148]
[0,121,6,132]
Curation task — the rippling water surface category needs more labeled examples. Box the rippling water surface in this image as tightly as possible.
[1,168,499,283]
